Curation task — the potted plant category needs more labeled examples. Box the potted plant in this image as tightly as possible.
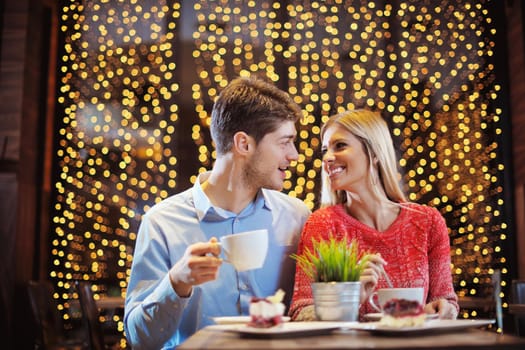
[291,235,371,321]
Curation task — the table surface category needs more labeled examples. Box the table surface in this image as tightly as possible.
[509,304,525,315]
[94,296,125,309]
[178,322,525,350]
[69,296,124,310]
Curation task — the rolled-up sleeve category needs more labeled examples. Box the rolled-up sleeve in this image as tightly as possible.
[124,214,189,349]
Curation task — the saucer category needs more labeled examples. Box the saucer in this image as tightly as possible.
[213,316,291,325]
[363,312,439,322]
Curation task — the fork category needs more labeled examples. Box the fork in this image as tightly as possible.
[380,265,394,288]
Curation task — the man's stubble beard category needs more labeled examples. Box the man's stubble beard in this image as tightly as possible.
[242,152,282,192]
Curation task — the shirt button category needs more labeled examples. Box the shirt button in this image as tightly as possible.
[240,283,248,290]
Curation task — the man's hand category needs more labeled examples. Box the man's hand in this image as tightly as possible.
[169,237,222,297]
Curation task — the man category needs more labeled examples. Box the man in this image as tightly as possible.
[124,76,311,349]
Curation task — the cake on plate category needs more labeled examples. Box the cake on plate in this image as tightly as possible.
[248,289,285,328]
[379,298,426,327]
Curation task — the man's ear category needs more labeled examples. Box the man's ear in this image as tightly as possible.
[232,131,253,155]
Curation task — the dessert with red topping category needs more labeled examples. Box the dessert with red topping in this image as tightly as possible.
[248,289,285,328]
[379,298,426,327]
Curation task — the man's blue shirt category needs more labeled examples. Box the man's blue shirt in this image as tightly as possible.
[124,172,310,349]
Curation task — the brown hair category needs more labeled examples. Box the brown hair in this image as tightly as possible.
[210,76,302,155]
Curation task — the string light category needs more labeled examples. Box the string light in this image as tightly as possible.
[54,0,182,341]
[52,0,509,338]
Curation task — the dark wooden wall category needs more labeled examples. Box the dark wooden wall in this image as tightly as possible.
[0,0,56,348]
[506,0,525,279]
[1,1,30,347]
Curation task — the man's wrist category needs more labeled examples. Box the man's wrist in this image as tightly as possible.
[169,271,192,297]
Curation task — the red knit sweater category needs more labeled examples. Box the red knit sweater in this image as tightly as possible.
[289,203,459,319]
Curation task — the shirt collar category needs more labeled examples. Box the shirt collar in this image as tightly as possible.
[192,171,272,221]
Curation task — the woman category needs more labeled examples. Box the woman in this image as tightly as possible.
[289,109,458,321]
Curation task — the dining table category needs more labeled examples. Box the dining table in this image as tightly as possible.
[94,296,125,309]
[509,303,525,316]
[69,295,124,310]
[178,319,525,350]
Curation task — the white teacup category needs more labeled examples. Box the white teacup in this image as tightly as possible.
[369,287,424,313]
[219,229,268,271]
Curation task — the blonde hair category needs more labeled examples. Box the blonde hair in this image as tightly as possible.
[319,109,406,207]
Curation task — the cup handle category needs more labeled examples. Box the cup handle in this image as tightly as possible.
[215,242,238,269]
[368,292,382,313]
[215,242,227,261]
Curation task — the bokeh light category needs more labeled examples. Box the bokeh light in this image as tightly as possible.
[52,0,510,338]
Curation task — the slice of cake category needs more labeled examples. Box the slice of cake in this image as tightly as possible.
[248,289,286,328]
[379,298,426,327]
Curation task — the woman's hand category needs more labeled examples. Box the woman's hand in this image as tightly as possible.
[424,298,458,319]
[294,305,317,321]
[359,254,387,303]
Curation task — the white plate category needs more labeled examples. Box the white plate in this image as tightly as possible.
[212,316,290,325]
[209,321,346,338]
[344,319,495,335]
[363,312,439,322]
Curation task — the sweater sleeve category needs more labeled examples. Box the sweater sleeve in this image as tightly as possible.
[426,207,459,311]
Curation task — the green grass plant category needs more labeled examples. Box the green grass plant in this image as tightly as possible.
[291,235,371,283]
